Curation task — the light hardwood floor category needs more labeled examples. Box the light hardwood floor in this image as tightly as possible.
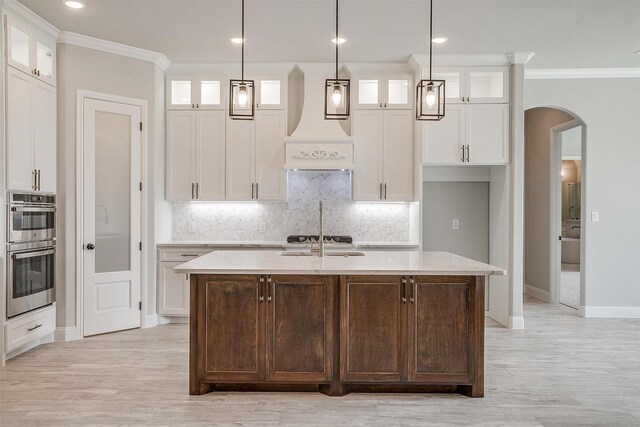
[1,296,640,426]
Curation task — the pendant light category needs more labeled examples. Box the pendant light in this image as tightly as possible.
[229,0,254,120]
[324,0,350,120]
[416,0,445,121]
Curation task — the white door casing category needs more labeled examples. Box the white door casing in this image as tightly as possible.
[82,98,142,337]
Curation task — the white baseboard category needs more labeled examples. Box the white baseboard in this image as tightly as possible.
[6,332,54,360]
[508,316,525,330]
[144,314,159,328]
[580,305,640,318]
[159,316,189,324]
[54,326,81,342]
[524,284,550,302]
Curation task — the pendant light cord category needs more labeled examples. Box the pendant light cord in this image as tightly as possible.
[335,0,339,79]
[241,0,245,81]
[428,0,433,80]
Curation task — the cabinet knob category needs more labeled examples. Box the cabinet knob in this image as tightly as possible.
[384,102,387,108]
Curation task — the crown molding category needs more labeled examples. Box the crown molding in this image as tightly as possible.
[58,31,171,71]
[2,0,59,39]
[525,68,640,79]
[167,62,296,75]
[507,51,535,65]
[410,53,511,67]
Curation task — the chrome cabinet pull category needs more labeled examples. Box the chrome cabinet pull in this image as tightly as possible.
[379,103,383,108]
[251,183,255,199]
[384,183,387,199]
[32,170,36,190]
[379,183,383,200]
[259,276,265,302]
[191,183,195,199]
[401,277,407,303]
[466,96,470,102]
[466,145,470,162]
[28,324,43,332]
[196,182,199,199]
[180,254,199,257]
[267,276,272,302]
[255,182,259,199]
[37,169,41,190]
[384,102,387,108]
[409,277,415,303]
[461,146,466,162]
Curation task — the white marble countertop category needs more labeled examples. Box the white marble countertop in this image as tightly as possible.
[157,241,421,249]
[174,250,506,276]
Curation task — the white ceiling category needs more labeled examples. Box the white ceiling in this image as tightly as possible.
[19,0,640,68]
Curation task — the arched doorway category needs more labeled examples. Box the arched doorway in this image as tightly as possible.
[524,107,586,313]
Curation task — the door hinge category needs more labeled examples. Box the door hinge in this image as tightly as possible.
[139,182,142,191]
[139,242,142,251]
[138,301,142,310]
[139,122,143,131]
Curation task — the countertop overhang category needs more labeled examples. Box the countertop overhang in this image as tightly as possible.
[174,250,506,276]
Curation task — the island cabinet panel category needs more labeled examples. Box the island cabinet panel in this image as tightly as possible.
[202,275,265,382]
[267,275,335,382]
[407,277,472,383]
[340,276,406,382]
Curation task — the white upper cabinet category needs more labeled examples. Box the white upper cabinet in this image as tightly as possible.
[166,110,226,201]
[5,14,56,86]
[423,104,466,164]
[167,76,226,110]
[353,109,414,201]
[353,74,413,110]
[431,66,508,104]
[255,75,286,110]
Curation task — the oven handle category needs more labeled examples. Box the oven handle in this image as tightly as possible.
[12,248,55,260]
[10,206,56,213]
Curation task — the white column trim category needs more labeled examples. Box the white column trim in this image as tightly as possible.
[507,52,535,65]
[580,306,640,318]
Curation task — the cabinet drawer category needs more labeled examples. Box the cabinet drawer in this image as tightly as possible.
[158,248,212,262]
[5,306,55,352]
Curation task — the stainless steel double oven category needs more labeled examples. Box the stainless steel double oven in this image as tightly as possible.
[6,191,56,318]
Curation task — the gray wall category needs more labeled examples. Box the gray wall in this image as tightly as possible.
[57,44,166,328]
[523,107,574,294]
[526,78,640,308]
[422,182,489,263]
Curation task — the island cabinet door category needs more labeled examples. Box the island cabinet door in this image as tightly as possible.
[200,275,266,382]
[340,276,406,382]
[406,276,474,384]
[266,275,335,382]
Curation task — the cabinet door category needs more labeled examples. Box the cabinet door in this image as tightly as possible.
[383,110,414,201]
[5,14,34,76]
[201,275,265,382]
[467,67,509,104]
[158,262,189,316]
[466,104,509,165]
[408,277,472,383]
[225,118,256,200]
[34,32,56,86]
[166,111,196,200]
[255,76,285,110]
[340,276,406,382]
[195,111,225,200]
[385,75,412,110]
[431,68,466,104]
[255,110,286,201]
[6,67,35,191]
[166,76,196,110]
[422,104,466,164]
[196,78,225,109]
[32,80,56,193]
[267,275,334,382]
[353,75,382,109]
[352,110,384,201]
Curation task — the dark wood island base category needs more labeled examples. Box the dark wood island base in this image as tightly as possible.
[189,274,485,398]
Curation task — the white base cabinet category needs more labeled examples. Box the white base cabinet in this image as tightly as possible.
[353,109,414,201]
[6,66,56,192]
[4,305,55,353]
[423,103,509,165]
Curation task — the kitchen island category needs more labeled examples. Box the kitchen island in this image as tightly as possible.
[175,251,505,398]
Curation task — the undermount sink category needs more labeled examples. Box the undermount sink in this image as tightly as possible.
[280,251,365,257]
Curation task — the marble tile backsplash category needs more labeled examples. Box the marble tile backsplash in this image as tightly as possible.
[172,172,413,242]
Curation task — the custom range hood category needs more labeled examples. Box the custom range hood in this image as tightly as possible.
[285,65,354,171]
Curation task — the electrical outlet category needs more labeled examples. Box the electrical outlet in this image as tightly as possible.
[452,219,460,230]
[188,221,196,232]
[591,211,599,223]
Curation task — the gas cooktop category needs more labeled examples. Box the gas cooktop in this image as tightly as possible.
[286,235,353,244]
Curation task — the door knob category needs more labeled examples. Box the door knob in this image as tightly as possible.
[86,243,95,250]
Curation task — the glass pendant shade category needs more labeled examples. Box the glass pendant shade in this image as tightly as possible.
[416,79,445,121]
[229,79,255,120]
[325,79,350,120]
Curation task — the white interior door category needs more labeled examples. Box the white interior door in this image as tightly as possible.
[83,98,141,337]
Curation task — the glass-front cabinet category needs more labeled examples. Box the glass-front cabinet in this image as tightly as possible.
[430,67,508,104]
[353,74,413,110]
[5,14,56,86]
[255,75,285,110]
[166,76,226,109]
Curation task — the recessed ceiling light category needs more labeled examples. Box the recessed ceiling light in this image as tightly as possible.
[331,37,347,45]
[432,37,448,44]
[634,49,640,55]
[230,37,245,44]
[63,0,86,9]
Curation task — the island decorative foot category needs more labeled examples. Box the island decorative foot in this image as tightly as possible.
[319,382,349,397]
